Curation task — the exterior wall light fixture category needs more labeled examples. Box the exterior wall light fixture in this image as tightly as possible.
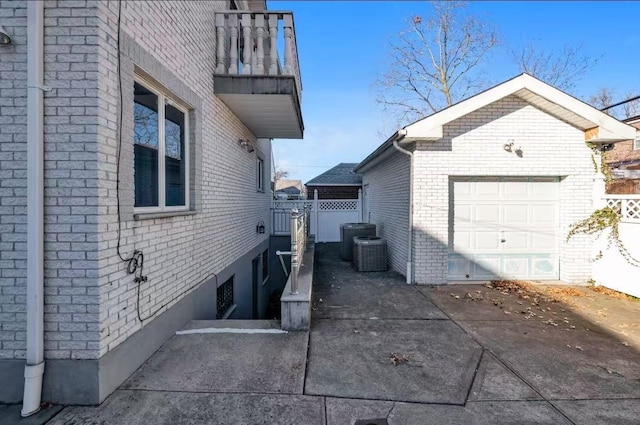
[256,221,265,234]
[0,25,12,45]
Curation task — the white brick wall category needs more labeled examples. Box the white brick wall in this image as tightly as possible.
[411,95,594,284]
[361,151,410,276]
[94,0,271,357]
[0,0,275,360]
[0,0,28,360]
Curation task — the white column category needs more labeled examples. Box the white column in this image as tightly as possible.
[268,15,278,75]
[357,188,363,222]
[283,14,293,76]
[254,14,265,74]
[228,14,238,74]
[241,13,252,75]
[215,13,226,74]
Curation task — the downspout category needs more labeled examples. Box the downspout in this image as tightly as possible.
[23,0,45,417]
[392,130,413,284]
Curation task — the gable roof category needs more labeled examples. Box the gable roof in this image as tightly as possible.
[355,73,637,173]
[306,163,362,186]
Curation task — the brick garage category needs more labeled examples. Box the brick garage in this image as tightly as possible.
[356,74,636,285]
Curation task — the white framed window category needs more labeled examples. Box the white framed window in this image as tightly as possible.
[133,75,190,213]
[257,157,264,192]
[634,133,640,150]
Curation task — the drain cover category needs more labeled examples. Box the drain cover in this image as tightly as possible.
[354,419,388,425]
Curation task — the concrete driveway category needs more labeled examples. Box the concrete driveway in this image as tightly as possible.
[306,244,640,424]
[11,243,640,425]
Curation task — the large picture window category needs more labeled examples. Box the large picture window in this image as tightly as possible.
[134,78,189,212]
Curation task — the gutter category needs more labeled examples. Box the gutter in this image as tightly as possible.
[23,1,45,417]
[391,133,414,285]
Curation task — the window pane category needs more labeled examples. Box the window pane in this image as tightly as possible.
[257,158,264,190]
[134,82,159,207]
[165,102,186,206]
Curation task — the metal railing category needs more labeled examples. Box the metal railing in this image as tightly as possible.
[276,208,308,295]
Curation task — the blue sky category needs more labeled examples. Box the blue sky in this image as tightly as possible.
[271,1,640,183]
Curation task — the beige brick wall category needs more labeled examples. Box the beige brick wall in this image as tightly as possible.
[411,95,595,284]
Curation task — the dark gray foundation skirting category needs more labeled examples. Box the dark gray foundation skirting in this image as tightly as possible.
[0,239,269,405]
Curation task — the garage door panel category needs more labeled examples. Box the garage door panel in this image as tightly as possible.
[454,181,472,199]
[502,231,528,250]
[475,205,500,224]
[450,177,559,281]
[453,231,472,251]
[503,205,528,224]
[532,205,557,225]
[503,257,529,276]
[475,231,501,250]
[448,254,471,279]
[531,232,556,250]
[454,205,472,223]
[475,181,501,198]
[473,257,500,279]
[532,256,558,276]
[503,181,529,198]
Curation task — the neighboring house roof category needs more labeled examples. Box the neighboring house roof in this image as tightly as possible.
[276,186,301,195]
[275,179,303,194]
[355,73,637,173]
[306,163,362,186]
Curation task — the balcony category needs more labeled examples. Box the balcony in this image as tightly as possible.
[214,11,303,139]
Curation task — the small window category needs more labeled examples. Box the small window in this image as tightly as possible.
[257,157,264,192]
[134,78,189,212]
[262,250,269,282]
[216,276,234,319]
[634,134,640,150]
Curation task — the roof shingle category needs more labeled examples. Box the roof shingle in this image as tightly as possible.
[306,163,362,186]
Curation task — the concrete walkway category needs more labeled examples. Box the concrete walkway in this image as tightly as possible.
[6,243,640,424]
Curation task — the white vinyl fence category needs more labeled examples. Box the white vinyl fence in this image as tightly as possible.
[592,195,640,298]
[272,189,362,242]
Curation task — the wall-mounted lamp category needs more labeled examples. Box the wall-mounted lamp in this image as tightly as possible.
[503,141,514,152]
[0,25,12,46]
[256,221,265,234]
[238,138,255,153]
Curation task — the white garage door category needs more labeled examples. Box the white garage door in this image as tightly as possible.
[448,177,560,281]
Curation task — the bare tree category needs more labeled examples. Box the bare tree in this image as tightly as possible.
[587,88,640,120]
[512,42,597,92]
[274,168,288,183]
[375,1,498,125]
[589,87,615,112]
[621,92,640,119]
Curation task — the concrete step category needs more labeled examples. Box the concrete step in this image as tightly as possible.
[180,319,282,332]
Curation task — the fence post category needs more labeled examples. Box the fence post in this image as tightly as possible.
[357,188,363,222]
[313,189,319,240]
[290,209,299,295]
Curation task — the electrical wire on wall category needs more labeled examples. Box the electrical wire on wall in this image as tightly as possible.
[114,1,218,324]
